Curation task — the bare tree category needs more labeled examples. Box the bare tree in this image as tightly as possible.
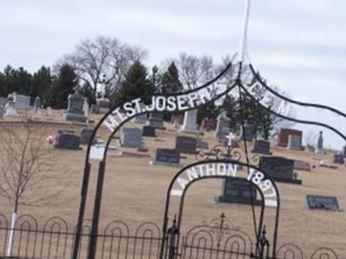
[61,36,147,102]
[0,123,68,256]
[174,53,216,89]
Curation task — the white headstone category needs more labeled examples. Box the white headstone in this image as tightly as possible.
[4,102,18,117]
[83,99,89,117]
[215,112,231,140]
[181,110,200,135]
[9,93,31,110]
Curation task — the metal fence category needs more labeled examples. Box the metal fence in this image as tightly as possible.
[0,213,340,259]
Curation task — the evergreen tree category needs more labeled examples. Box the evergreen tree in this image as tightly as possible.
[160,62,183,94]
[46,64,77,109]
[113,61,155,105]
[31,66,52,99]
[15,67,32,94]
[0,72,5,97]
[222,86,273,139]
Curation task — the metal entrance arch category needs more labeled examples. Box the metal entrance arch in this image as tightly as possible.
[160,160,281,259]
[71,60,238,259]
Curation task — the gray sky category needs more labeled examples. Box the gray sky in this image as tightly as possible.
[1,0,346,148]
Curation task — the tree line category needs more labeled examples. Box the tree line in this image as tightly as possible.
[0,35,290,139]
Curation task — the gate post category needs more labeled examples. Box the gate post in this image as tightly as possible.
[167,216,179,259]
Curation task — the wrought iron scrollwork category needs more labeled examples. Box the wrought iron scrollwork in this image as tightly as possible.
[196,144,260,166]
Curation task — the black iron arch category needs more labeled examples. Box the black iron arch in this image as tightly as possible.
[160,159,281,259]
[248,64,346,119]
[239,83,346,142]
[71,57,346,259]
[71,60,237,259]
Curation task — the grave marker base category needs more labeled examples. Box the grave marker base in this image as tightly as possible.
[215,196,262,206]
[149,160,181,167]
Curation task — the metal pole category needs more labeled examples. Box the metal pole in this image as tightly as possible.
[71,162,91,259]
[239,0,252,64]
[87,161,106,259]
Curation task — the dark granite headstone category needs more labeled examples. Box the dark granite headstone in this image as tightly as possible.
[260,156,301,184]
[197,140,209,149]
[333,154,345,164]
[155,149,180,165]
[142,126,156,137]
[306,195,340,211]
[147,112,165,129]
[55,133,81,150]
[64,92,87,122]
[217,177,261,205]
[121,128,142,148]
[252,140,271,155]
[175,136,197,154]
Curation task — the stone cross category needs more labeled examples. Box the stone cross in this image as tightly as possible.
[226,132,234,148]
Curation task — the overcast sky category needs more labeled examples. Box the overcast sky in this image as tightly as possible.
[1,0,345,148]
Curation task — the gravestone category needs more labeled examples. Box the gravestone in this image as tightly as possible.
[294,160,311,172]
[252,140,271,155]
[197,140,209,149]
[33,96,42,117]
[135,113,147,124]
[306,195,340,211]
[181,110,200,135]
[120,128,143,148]
[278,128,303,147]
[80,128,97,145]
[259,156,301,184]
[55,132,81,150]
[215,112,231,142]
[147,112,165,129]
[287,134,302,151]
[151,148,180,166]
[217,177,261,205]
[142,126,156,137]
[0,97,7,107]
[201,118,217,132]
[0,98,5,119]
[64,92,87,122]
[333,154,345,164]
[83,99,89,117]
[240,125,257,142]
[307,145,316,154]
[92,98,110,114]
[4,102,18,117]
[172,114,184,128]
[9,93,31,110]
[175,136,197,154]
[316,131,324,154]
[0,105,4,119]
[34,97,41,110]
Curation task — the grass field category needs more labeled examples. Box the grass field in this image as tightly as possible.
[0,115,345,256]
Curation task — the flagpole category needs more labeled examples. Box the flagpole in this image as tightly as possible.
[239,0,252,64]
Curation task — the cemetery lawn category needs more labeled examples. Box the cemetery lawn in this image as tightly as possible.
[0,118,345,255]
